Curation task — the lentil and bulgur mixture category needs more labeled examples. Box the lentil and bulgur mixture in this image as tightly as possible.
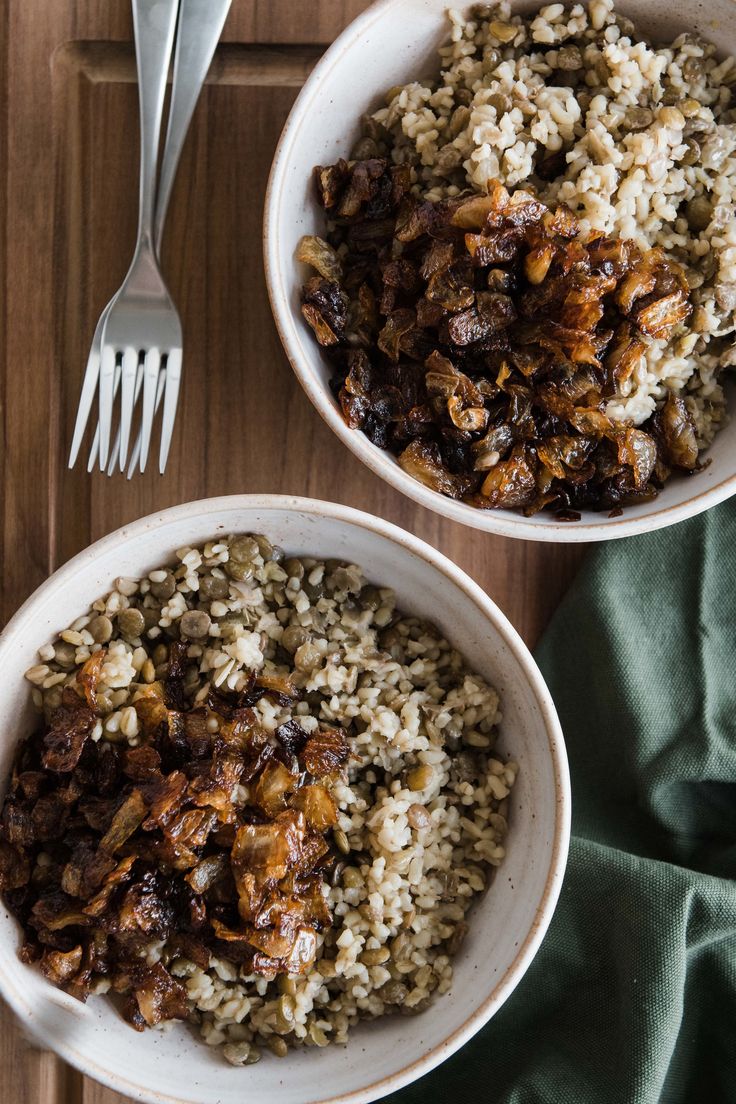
[0,534,516,1066]
[299,0,736,518]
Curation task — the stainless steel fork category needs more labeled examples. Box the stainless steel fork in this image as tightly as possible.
[87,0,232,478]
[68,0,178,474]
[69,0,232,475]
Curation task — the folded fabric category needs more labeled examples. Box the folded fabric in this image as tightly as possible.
[382,500,736,1104]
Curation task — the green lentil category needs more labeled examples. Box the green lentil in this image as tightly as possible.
[686,196,712,232]
[556,44,582,70]
[53,641,77,668]
[330,860,347,887]
[341,866,363,890]
[88,615,113,644]
[448,104,471,138]
[118,608,145,639]
[659,105,685,128]
[380,981,408,1005]
[229,536,259,564]
[626,106,653,130]
[225,560,254,583]
[150,572,176,600]
[331,565,362,594]
[142,607,160,630]
[303,580,325,601]
[199,573,229,600]
[308,1021,329,1047]
[283,558,304,581]
[350,135,379,160]
[407,803,431,830]
[282,625,308,654]
[487,91,511,114]
[682,138,700,165]
[274,994,296,1034]
[360,586,382,611]
[378,626,402,653]
[180,609,211,639]
[489,19,517,42]
[254,535,274,561]
[390,933,411,962]
[407,764,434,791]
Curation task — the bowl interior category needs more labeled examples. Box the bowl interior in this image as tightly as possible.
[265,0,736,541]
[0,497,567,1104]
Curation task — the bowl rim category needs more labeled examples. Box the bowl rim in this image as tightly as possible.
[0,493,570,1104]
[262,0,736,544]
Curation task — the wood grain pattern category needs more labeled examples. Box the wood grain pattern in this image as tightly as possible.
[0,2,586,1101]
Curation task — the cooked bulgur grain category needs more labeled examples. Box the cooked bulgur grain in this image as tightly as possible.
[370,0,735,440]
[3,534,516,1063]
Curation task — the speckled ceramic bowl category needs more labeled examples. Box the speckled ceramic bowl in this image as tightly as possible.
[0,496,569,1103]
[264,0,736,542]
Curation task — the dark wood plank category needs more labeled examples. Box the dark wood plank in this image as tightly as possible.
[225,0,370,44]
[0,1037,82,1104]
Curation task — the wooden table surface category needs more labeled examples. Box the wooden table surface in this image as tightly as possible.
[0,2,586,1100]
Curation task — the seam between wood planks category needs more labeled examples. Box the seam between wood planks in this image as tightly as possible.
[53,41,324,87]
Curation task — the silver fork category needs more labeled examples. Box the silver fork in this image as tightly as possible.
[98,0,180,474]
[81,0,232,477]
[68,0,179,474]
[69,0,232,475]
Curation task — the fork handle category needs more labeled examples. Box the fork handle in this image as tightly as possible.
[131,0,180,247]
[153,0,232,254]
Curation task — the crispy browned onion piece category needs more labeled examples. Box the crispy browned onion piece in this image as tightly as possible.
[299,160,700,518]
[0,650,350,1029]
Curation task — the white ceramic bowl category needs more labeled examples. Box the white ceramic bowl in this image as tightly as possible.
[264,0,736,542]
[0,495,568,1104]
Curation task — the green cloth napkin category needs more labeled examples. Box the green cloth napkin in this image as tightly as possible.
[383,500,736,1104]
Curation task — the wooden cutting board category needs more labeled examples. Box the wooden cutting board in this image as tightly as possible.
[0,2,586,1100]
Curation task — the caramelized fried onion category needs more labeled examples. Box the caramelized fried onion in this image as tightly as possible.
[0,659,351,1023]
[299,161,699,517]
